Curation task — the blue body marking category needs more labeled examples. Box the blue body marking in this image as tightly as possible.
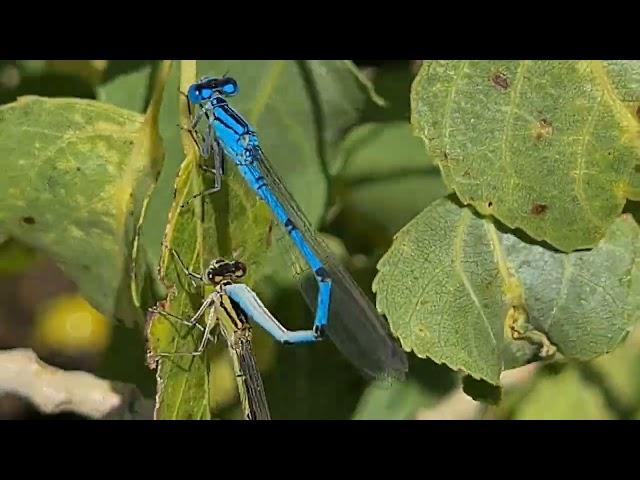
[225,283,318,344]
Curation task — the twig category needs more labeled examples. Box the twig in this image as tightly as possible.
[0,348,153,419]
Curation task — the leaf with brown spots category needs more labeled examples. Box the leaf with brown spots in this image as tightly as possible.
[374,197,640,385]
[533,118,553,141]
[491,71,510,91]
[531,203,548,216]
[411,60,640,252]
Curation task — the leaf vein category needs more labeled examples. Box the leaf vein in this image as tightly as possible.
[501,61,528,201]
[453,210,497,349]
[442,61,468,149]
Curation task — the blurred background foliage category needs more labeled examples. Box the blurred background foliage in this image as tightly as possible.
[1,60,639,420]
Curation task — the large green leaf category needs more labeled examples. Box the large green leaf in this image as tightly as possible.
[145,156,215,420]
[411,60,640,252]
[0,92,165,328]
[145,61,216,419]
[374,197,640,385]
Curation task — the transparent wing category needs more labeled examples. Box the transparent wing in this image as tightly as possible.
[217,293,271,420]
[232,334,271,420]
[254,147,408,382]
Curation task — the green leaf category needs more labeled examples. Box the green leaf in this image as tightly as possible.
[146,61,279,419]
[145,149,216,419]
[360,61,415,123]
[145,61,214,419]
[513,366,614,419]
[374,197,640,385]
[352,358,456,419]
[353,378,436,420]
[97,62,154,113]
[337,121,450,236]
[145,240,214,419]
[588,332,640,414]
[0,95,164,328]
[411,60,640,252]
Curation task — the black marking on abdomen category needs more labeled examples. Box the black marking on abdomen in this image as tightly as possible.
[314,267,329,281]
[253,175,267,190]
[284,218,297,233]
[214,114,236,133]
[313,325,326,338]
[221,297,247,331]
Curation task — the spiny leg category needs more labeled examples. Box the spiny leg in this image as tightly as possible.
[150,293,219,358]
[177,122,207,157]
[192,300,221,356]
[169,247,204,290]
[181,133,225,208]
[149,306,213,341]
[163,291,214,328]
[189,107,206,133]
[177,89,207,153]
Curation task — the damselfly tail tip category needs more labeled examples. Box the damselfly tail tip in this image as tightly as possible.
[377,349,410,385]
[359,352,408,387]
[369,369,406,389]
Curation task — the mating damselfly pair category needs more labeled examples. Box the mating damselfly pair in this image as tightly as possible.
[150,73,408,414]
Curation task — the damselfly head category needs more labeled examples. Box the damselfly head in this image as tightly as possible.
[206,258,247,284]
[201,76,238,95]
[189,75,238,103]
